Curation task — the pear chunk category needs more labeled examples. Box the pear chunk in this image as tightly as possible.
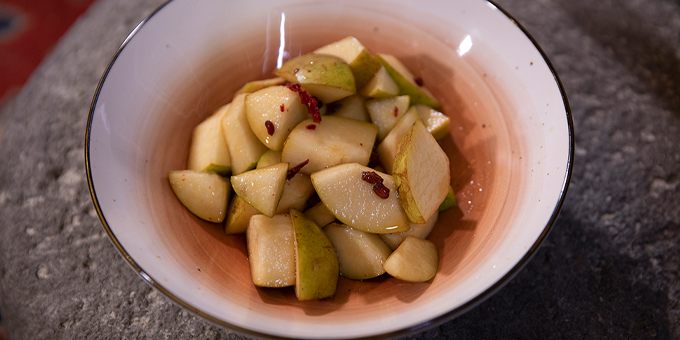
[224,195,260,234]
[290,209,339,300]
[187,104,231,176]
[380,210,439,250]
[376,106,421,174]
[274,54,356,103]
[366,95,410,140]
[393,120,450,223]
[168,170,230,223]
[324,223,392,280]
[236,77,285,96]
[313,36,380,89]
[304,202,337,228]
[281,116,378,174]
[311,163,410,233]
[375,54,441,109]
[414,104,450,141]
[275,173,315,215]
[438,186,457,212]
[246,214,296,287]
[230,163,288,217]
[383,236,438,282]
[256,150,282,169]
[221,94,268,175]
[360,66,399,99]
[329,94,370,122]
[245,85,309,151]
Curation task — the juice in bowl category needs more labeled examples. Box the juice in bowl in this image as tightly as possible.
[85,0,573,338]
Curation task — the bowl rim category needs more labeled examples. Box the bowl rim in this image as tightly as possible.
[84,0,574,338]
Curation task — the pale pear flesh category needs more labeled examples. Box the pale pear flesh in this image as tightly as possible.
[168,170,230,223]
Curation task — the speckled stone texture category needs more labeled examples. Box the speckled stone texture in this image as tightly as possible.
[0,0,678,339]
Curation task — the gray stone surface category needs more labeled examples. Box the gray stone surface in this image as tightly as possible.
[0,0,678,339]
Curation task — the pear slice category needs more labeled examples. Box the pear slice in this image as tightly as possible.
[245,85,309,151]
[274,54,356,103]
[376,106,421,174]
[313,36,380,89]
[414,104,450,141]
[275,173,315,215]
[324,222,392,280]
[236,77,285,96]
[360,66,399,99]
[168,170,230,223]
[329,94,370,122]
[380,210,438,250]
[224,195,260,234]
[439,186,457,212]
[281,116,378,175]
[230,163,288,217]
[393,120,450,223]
[304,202,337,228]
[375,54,441,109]
[221,94,268,175]
[383,236,438,282]
[256,150,282,169]
[366,95,410,140]
[310,163,410,233]
[186,104,231,176]
[290,209,339,300]
[246,214,296,287]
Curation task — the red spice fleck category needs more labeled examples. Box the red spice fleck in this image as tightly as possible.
[361,171,383,185]
[265,120,275,135]
[305,124,317,130]
[414,76,424,86]
[372,183,390,199]
[393,106,399,117]
[280,104,285,112]
[360,143,363,146]
[286,83,321,123]
[287,159,309,180]
[293,68,299,73]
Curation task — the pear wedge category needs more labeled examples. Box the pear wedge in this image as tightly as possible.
[393,120,450,223]
[324,222,392,280]
[376,106,421,174]
[329,94,370,122]
[414,104,450,141]
[375,54,441,109]
[245,85,309,151]
[224,195,260,234]
[380,210,438,250]
[274,54,356,103]
[304,202,337,228]
[366,95,410,140]
[383,236,438,282]
[247,214,296,287]
[314,36,380,88]
[360,66,399,99]
[168,170,230,223]
[290,209,339,300]
[187,104,231,176]
[221,94,268,175]
[236,77,285,96]
[439,186,457,212]
[230,163,288,217]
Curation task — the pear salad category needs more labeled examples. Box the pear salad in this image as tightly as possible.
[168,36,457,301]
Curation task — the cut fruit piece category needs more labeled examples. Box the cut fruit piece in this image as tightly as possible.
[245,85,309,151]
[382,236,438,282]
[313,36,380,89]
[360,66,399,99]
[304,202,336,228]
[439,186,457,212]
[311,163,410,233]
[290,209,339,300]
[376,106,421,174]
[393,120,450,223]
[168,170,230,223]
[224,195,260,234]
[375,54,441,109]
[221,94,268,175]
[324,222,392,280]
[256,150,282,169]
[414,104,450,141]
[281,116,378,175]
[274,54,356,103]
[275,173,315,215]
[366,95,410,140]
[187,104,231,176]
[380,210,439,250]
[329,94,370,122]
[230,163,288,217]
[247,214,296,287]
[236,77,285,95]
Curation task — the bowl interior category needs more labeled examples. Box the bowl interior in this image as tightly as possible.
[87,0,571,338]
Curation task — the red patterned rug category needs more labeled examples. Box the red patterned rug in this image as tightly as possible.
[0,0,95,106]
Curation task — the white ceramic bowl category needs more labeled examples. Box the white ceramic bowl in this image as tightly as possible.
[86,0,573,338]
